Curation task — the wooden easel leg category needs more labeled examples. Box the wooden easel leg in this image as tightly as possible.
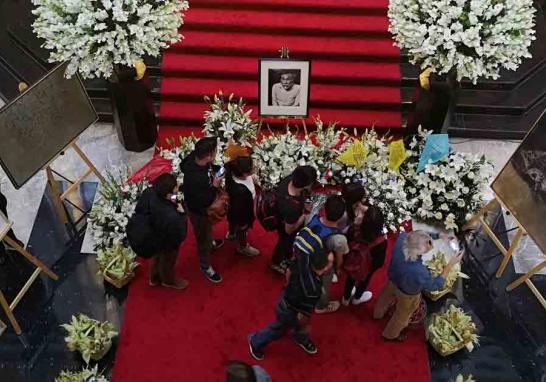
[0,290,21,335]
[46,166,69,225]
[71,142,105,184]
[524,279,546,311]
[3,236,58,281]
[463,198,498,230]
[506,260,546,292]
[496,227,524,278]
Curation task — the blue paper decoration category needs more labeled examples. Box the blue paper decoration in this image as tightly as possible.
[417,134,449,172]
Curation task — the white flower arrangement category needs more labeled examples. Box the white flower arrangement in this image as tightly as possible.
[160,135,197,184]
[203,92,258,162]
[388,0,536,83]
[402,129,493,230]
[88,171,148,251]
[32,0,189,79]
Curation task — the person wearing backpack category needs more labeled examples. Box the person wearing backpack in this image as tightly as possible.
[225,156,260,257]
[127,173,188,290]
[292,195,349,314]
[269,166,316,274]
[342,205,387,305]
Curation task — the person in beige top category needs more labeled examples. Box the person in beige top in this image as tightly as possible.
[272,72,300,106]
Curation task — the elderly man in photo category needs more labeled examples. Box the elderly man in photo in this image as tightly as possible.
[272,72,300,107]
[373,230,463,341]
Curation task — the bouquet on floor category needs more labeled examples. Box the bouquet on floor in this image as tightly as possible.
[63,314,118,363]
[428,305,478,356]
[88,170,148,251]
[32,0,189,79]
[96,243,138,283]
[56,366,108,382]
[388,0,536,83]
[203,92,258,162]
[401,128,493,230]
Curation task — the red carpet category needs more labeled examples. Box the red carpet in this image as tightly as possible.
[112,223,431,381]
[157,0,402,148]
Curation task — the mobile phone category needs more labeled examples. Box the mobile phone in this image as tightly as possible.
[449,239,460,252]
[216,166,225,177]
[170,194,178,202]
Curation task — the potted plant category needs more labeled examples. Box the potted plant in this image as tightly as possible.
[56,366,108,382]
[62,314,118,363]
[97,244,138,288]
[31,0,190,151]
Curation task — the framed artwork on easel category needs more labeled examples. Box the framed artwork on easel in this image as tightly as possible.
[258,58,311,118]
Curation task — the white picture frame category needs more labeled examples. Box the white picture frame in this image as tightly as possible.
[258,59,311,117]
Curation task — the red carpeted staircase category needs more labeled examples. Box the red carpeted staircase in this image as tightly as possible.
[157,0,402,147]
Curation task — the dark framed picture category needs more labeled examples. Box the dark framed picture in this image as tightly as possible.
[258,59,311,117]
[492,109,546,254]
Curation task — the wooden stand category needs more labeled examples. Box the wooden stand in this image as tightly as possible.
[0,212,59,335]
[45,141,105,225]
[464,195,546,311]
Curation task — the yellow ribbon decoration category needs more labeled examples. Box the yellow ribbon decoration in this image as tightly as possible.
[337,140,369,169]
[134,60,147,81]
[388,139,407,172]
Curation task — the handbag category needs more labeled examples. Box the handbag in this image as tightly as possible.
[207,189,229,225]
[343,235,386,280]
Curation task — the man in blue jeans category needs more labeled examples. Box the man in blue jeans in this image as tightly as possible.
[248,250,333,359]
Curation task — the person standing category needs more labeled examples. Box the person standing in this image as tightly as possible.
[225,156,259,257]
[128,173,188,289]
[248,252,334,359]
[270,166,316,274]
[373,231,463,341]
[181,137,225,284]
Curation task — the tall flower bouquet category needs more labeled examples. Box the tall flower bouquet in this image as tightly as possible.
[32,0,189,79]
[401,129,493,230]
[203,92,258,162]
[160,135,197,184]
[88,170,148,251]
[388,0,536,83]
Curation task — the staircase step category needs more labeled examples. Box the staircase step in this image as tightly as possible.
[162,53,401,86]
[171,31,399,62]
[161,77,400,109]
[191,0,388,15]
[184,8,390,38]
[159,101,401,130]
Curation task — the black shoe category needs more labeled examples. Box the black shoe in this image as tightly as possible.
[212,239,224,250]
[248,334,264,361]
[203,266,222,284]
[295,339,318,355]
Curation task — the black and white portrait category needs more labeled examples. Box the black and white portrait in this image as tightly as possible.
[492,109,546,254]
[259,59,310,117]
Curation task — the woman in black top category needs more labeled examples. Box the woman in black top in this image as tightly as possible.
[226,156,260,257]
[343,205,387,305]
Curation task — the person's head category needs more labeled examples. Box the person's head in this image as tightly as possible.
[227,156,253,179]
[152,173,178,198]
[291,166,315,190]
[280,72,296,90]
[324,195,346,223]
[226,361,256,382]
[403,230,434,261]
[195,137,218,164]
[341,182,368,219]
[311,251,334,276]
[359,205,385,242]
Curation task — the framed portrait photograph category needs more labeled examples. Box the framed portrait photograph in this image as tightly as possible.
[258,59,311,117]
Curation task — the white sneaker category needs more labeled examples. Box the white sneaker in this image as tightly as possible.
[352,291,373,305]
[342,287,356,306]
[332,273,339,284]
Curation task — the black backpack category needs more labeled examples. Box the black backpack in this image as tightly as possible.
[126,211,160,259]
[255,187,279,231]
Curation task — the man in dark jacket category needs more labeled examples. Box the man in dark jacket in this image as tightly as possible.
[132,173,188,289]
[248,251,334,360]
[181,137,224,284]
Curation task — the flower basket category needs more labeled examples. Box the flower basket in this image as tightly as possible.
[103,272,135,289]
[427,305,478,357]
[90,340,113,362]
[424,287,452,301]
[430,333,470,357]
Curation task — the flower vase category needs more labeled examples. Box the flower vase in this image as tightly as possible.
[108,65,157,152]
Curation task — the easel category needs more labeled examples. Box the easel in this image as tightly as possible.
[45,141,105,225]
[0,211,59,335]
[464,195,546,311]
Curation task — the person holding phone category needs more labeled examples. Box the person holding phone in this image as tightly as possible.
[181,137,225,284]
[373,230,464,341]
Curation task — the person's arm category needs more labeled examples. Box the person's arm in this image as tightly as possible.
[440,250,464,279]
[422,251,464,291]
[293,86,300,106]
[284,214,306,235]
[272,84,280,106]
